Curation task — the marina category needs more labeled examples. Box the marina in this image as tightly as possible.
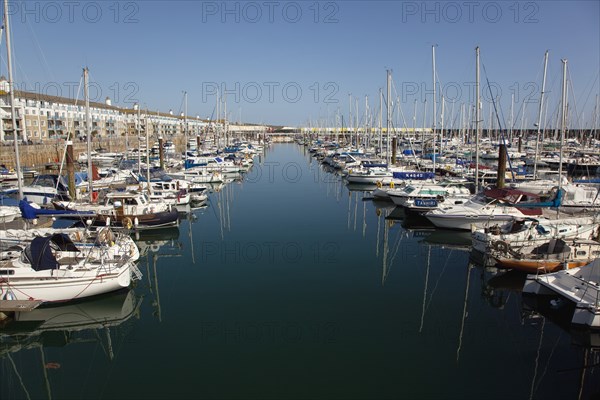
[0,1,599,399]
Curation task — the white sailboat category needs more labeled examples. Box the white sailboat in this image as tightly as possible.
[0,232,141,303]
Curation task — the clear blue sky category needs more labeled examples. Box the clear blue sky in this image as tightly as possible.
[3,0,599,128]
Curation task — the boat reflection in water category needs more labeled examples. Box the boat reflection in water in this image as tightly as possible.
[421,229,472,250]
[1,290,142,399]
[521,295,600,400]
[133,226,181,256]
[2,289,140,336]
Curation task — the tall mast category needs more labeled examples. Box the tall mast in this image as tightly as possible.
[509,93,514,144]
[364,95,368,149]
[184,90,188,153]
[559,59,568,193]
[533,50,549,179]
[386,69,391,165]
[440,95,445,155]
[136,104,141,176]
[432,45,437,174]
[84,67,93,200]
[145,108,150,193]
[475,46,481,193]
[379,89,383,155]
[4,0,23,199]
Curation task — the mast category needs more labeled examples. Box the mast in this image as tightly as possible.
[475,46,481,193]
[4,0,23,199]
[136,104,141,176]
[509,93,514,144]
[183,90,188,155]
[440,96,445,155]
[84,67,93,200]
[432,45,437,175]
[533,50,549,179]
[379,89,383,155]
[559,59,568,194]
[145,108,150,193]
[386,70,391,165]
[364,95,369,149]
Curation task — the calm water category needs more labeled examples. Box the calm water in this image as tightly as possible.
[1,144,599,400]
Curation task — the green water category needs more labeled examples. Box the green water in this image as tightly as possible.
[1,144,598,399]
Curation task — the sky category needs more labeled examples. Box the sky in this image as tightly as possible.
[2,0,599,128]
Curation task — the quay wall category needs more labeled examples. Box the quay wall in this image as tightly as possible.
[0,137,187,171]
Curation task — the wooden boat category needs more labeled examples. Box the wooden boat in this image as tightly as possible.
[490,238,600,274]
[53,191,179,230]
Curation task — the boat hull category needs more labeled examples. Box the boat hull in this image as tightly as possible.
[95,208,179,230]
[425,214,515,230]
[494,258,588,274]
[0,267,132,303]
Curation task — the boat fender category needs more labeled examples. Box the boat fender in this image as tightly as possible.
[493,240,510,254]
[123,217,133,230]
[134,217,139,227]
[98,227,115,244]
[376,181,382,188]
[389,181,395,189]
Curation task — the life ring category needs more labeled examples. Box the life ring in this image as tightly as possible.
[492,240,510,254]
[122,217,133,230]
[389,181,395,189]
[376,181,382,188]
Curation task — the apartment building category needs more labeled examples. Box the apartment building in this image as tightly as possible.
[0,77,209,143]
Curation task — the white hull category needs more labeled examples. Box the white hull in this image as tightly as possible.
[1,266,132,303]
[426,214,516,230]
[346,175,393,184]
[0,206,19,223]
[523,260,600,328]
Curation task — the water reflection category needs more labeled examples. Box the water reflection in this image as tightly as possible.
[1,290,141,400]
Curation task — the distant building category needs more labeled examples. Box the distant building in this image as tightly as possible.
[0,77,209,143]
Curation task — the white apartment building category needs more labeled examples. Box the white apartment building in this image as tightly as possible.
[0,77,209,143]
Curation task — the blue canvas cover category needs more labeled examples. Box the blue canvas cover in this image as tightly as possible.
[24,234,78,272]
[25,233,78,271]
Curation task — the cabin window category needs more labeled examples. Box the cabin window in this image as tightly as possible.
[576,251,587,256]
[592,251,600,256]
[0,269,15,275]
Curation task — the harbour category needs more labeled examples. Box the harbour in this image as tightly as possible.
[0,1,599,398]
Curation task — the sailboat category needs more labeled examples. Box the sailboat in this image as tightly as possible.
[0,232,142,302]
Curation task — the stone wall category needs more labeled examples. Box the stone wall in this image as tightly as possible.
[0,136,187,171]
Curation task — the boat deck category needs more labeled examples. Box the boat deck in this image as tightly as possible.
[539,270,599,301]
[532,262,600,327]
